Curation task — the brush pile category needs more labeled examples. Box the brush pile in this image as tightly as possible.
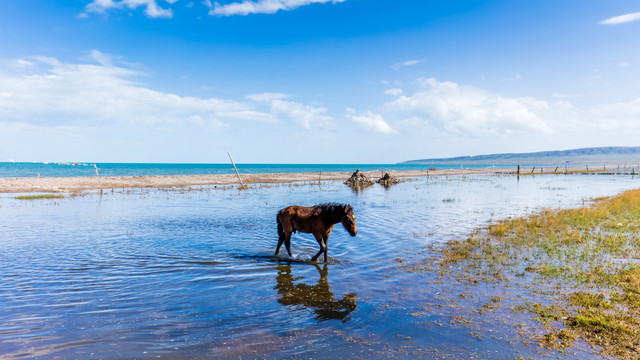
[377,172,399,186]
[345,169,374,186]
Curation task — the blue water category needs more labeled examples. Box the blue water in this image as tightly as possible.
[0,162,498,178]
[2,175,638,359]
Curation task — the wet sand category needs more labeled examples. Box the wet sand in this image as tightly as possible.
[0,168,517,194]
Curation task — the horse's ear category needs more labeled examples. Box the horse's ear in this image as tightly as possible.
[345,205,351,213]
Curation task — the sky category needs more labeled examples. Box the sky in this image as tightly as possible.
[1,0,639,163]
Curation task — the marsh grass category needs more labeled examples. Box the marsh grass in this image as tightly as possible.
[15,194,65,200]
[434,189,640,358]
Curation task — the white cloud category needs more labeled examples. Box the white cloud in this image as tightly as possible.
[551,92,577,99]
[589,98,640,130]
[246,92,291,102]
[384,88,403,97]
[85,0,345,18]
[207,0,346,16]
[250,92,332,128]
[87,49,116,66]
[383,78,556,136]
[346,109,397,134]
[392,59,426,70]
[0,53,276,129]
[619,62,630,67]
[85,0,174,18]
[273,100,332,128]
[380,78,640,140]
[0,53,339,149]
[600,12,640,25]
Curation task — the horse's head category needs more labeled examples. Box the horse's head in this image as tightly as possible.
[341,205,357,236]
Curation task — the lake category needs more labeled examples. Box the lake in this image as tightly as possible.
[1,174,638,359]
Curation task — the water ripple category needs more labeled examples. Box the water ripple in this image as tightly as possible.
[1,175,638,358]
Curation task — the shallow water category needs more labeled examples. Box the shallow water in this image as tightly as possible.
[1,174,639,359]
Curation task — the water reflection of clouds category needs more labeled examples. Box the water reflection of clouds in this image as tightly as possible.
[274,264,357,322]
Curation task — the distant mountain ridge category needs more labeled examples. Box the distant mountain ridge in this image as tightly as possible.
[402,146,640,165]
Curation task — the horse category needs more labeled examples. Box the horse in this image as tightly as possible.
[276,203,357,262]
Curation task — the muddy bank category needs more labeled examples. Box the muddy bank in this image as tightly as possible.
[0,168,517,193]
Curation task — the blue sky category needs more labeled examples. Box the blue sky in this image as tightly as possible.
[1,0,639,163]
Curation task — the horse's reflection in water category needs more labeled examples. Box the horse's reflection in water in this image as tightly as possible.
[274,264,357,322]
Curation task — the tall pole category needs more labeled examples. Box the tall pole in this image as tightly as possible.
[93,163,102,190]
[227,152,244,187]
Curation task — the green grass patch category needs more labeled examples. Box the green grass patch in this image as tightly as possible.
[432,188,640,358]
[15,194,65,200]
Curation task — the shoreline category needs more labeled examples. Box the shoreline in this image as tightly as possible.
[0,168,517,194]
[0,166,633,194]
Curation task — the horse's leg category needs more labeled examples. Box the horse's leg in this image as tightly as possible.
[310,232,326,262]
[323,233,330,263]
[284,232,293,257]
[275,232,286,256]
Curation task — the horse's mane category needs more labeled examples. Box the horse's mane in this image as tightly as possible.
[315,203,350,224]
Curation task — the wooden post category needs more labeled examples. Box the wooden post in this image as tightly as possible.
[227,152,244,187]
[517,164,520,176]
[554,166,558,173]
[586,164,589,172]
[93,164,102,190]
[531,166,536,174]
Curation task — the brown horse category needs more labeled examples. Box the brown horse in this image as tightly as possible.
[276,203,357,262]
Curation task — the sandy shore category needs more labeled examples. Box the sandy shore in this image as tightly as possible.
[0,168,519,194]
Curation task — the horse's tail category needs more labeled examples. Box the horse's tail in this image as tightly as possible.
[277,214,283,237]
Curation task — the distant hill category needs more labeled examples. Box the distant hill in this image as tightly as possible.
[402,146,640,165]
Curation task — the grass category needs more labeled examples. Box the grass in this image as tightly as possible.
[15,194,65,200]
[433,188,640,358]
